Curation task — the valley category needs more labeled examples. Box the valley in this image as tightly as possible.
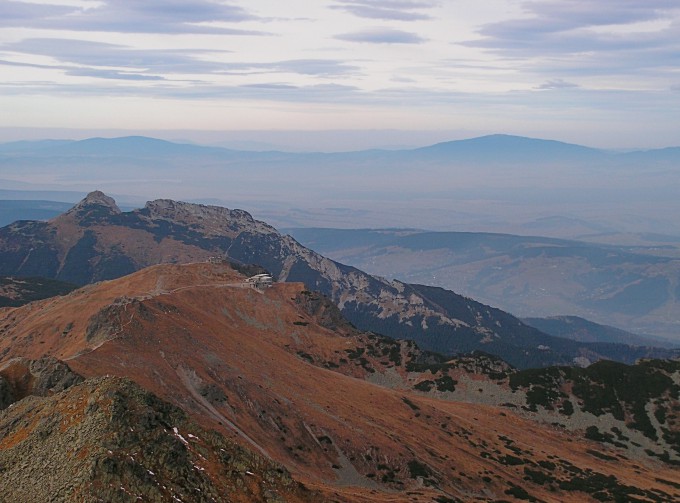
[287,227,680,342]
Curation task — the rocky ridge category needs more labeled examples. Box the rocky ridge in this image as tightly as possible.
[0,191,674,368]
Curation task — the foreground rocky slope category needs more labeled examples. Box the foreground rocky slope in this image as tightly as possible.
[1,262,679,501]
[0,191,675,368]
[0,374,315,503]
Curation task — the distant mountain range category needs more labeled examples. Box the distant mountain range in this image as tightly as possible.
[0,191,676,369]
[2,134,679,238]
[412,134,607,163]
[286,227,680,341]
[522,315,675,348]
[2,133,679,160]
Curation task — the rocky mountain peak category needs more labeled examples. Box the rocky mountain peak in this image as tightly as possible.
[68,190,121,215]
[2,263,679,501]
[61,191,121,225]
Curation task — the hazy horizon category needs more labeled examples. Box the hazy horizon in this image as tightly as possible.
[2,1,679,149]
[1,128,679,153]
[0,128,528,153]
[2,133,679,243]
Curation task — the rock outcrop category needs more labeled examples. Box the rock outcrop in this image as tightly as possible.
[0,357,83,409]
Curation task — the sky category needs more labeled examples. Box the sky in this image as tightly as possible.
[1,0,679,149]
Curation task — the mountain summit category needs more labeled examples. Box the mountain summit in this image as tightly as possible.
[413,134,604,162]
[65,190,121,218]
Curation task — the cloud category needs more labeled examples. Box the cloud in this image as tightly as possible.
[232,83,361,102]
[520,0,679,29]
[16,79,364,104]
[65,68,167,81]
[461,0,680,83]
[268,59,360,77]
[213,59,360,77]
[0,56,166,81]
[330,1,436,21]
[1,38,360,82]
[0,1,73,21]
[536,79,579,90]
[2,38,228,74]
[241,83,298,90]
[336,27,426,43]
[0,0,266,34]
[466,0,680,55]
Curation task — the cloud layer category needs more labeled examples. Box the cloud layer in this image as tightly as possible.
[466,0,680,79]
[0,0,260,34]
[0,0,679,147]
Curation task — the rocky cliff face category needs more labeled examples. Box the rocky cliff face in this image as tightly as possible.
[0,191,675,368]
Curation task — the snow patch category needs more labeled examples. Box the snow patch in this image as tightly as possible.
[172,427,189,445]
